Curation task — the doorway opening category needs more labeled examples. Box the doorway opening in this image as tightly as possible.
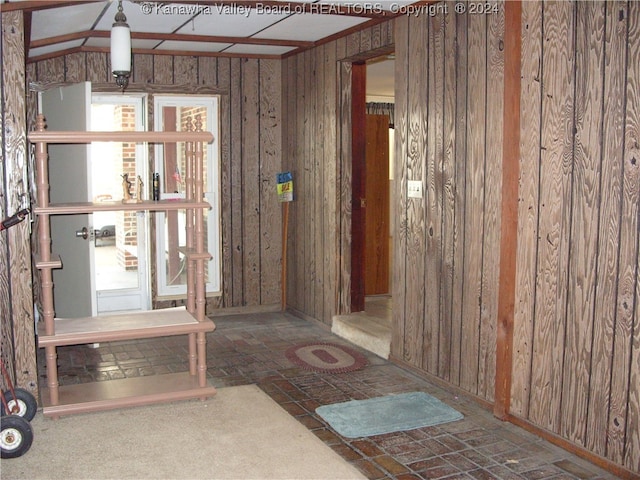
[333,53,394,358]
[91,95,150,314]
[363,54,394,331]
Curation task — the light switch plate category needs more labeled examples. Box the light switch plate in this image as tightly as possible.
[408,180,423,199]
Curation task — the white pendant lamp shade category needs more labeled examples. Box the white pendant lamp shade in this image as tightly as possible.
[111,0,131,90]
[110,25,131,72]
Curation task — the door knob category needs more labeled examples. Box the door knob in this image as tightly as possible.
[75,227,89,240]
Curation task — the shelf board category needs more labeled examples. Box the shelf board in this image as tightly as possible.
[37,307,216,347]
[40,372,217,417]
[35,254,62,269]
[28,130,214,144]
[179,247,213,260]
[34,199,210,215]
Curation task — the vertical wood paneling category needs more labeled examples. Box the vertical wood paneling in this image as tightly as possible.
[438,9,457,381]
[258,59,282,304]
[10,4,639,473]
[229,58,244,306]
[391,15,409,358]
[1,11,37,396]
[437,8,456,381]
[479,0,504,402]
[1,15,15,391]
[0,96,10,391]
[562,1,605,446]
[281,57,292,308]
[304,50,316,315]
[64,52,86,83]
[29,50,282,311]
[345,31,361,58]
[323,43,338,321]
[404,13,427,367]
[370,23,382,50]
[511,0,542,418]
[37,57,64,83]
[459,11,487,395]
[216,57,231,307]
[449,10,468,387]
[423,12,443,375]
[528,0,575,432]
[85,52,109,83]
[617,2,640,470]
[506,1,639,471]
[282,23,394,324]
[282,57,295,310]
[312,50,323,319]
[153,55,173,84]
[294,52,306,311]
[360,25,372,53]
[133,54,153,84]
[241,59,261,305]
[337,39,351,315]
[587,0,627,457]
[198,57,217,85]
[174,56,197,85]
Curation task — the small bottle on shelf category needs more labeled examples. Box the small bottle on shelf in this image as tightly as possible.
[152,173,160,201]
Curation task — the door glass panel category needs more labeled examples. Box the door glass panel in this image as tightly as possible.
[154,95,220,296]
[91,103,140,291]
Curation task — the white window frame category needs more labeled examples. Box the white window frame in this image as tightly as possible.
[153,95,221,296]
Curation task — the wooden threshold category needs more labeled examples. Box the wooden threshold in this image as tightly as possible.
[40,372,217,418]
[37,307,216,347]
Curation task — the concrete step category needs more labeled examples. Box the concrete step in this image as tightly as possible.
[331,313,391,359]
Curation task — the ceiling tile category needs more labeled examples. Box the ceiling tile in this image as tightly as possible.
[84,37,161,51]
[94,1,197,33]
[31,2,109,41]
[28,40,85,58]
[223,44,297,55]
[175,7,290,38]
[253,13,368,41]
[154,40,232,52]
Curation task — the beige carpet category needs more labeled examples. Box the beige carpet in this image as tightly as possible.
[1,385,365,480]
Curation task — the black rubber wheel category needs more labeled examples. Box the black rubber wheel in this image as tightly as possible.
[1,388,38,421]
[0,415,33,458]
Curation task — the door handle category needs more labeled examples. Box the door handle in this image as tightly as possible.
[75,227,89,240]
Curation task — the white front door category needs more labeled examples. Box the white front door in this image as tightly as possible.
[91,95,150,314]
[41,83,96,318]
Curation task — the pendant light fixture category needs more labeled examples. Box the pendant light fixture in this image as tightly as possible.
[110,0,131,90]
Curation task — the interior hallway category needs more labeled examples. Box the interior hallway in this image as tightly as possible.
[39,312,617,480]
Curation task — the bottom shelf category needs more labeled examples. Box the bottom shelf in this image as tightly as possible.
[40,372,217,417]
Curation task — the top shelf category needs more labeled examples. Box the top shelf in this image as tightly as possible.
[28,130,214,144]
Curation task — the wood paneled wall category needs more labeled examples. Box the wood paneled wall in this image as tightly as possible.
[391,4,505,401]
[26,54,283,312]
[281,23,394,325]
[512,0,639,472]
[5,2,639,474]
[393,0,638,474]
[1,11,38,395]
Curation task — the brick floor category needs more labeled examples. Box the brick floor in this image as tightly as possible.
[39,312,619,480]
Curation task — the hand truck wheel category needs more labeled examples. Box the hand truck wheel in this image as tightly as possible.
[1,415,34,458]
[0,388,37,421]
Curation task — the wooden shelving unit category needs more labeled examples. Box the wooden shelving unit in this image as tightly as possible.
[29,114,217,418]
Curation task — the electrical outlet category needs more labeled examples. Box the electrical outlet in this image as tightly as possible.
[408,180,423,199]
